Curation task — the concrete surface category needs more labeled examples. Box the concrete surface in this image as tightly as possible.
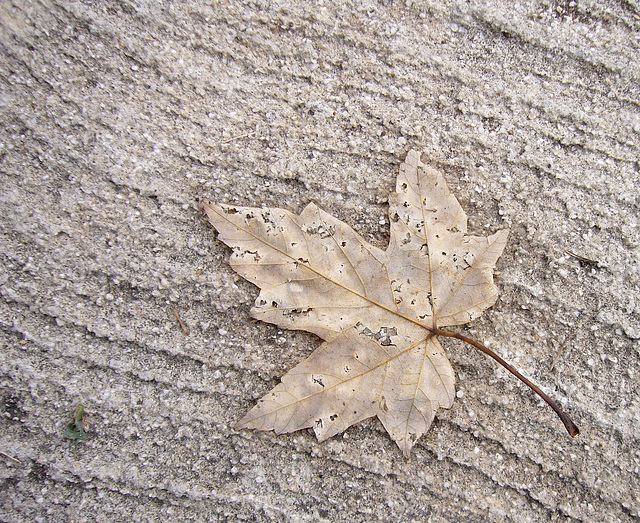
[1,1,639,521]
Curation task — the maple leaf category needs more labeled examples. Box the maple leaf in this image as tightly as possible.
[204,150,579,457]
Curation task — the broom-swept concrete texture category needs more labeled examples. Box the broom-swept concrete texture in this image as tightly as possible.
[1,1,639,521]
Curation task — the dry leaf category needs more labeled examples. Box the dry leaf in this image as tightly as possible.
[204,150,578,457]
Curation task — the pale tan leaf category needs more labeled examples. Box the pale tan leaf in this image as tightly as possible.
[204,149,509,456]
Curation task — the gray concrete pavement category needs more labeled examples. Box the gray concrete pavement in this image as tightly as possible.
[1,1,639,521]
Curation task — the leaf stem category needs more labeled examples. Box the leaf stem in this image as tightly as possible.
[433,328,579,437]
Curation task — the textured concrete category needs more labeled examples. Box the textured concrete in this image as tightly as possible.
[1,1,639,521]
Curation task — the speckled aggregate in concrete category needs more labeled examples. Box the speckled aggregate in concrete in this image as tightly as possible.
[1,1,639,521]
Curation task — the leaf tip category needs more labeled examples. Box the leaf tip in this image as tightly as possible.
[233,420,248,432]
[201,201,218,221]
[233,410,255,432]
[403,148,421,165]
